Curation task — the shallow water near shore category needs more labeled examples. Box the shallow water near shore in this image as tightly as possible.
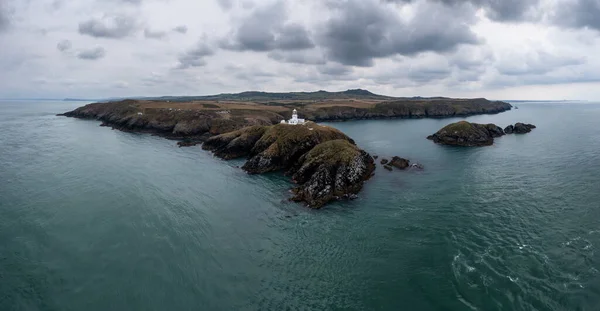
[2,100,600,310]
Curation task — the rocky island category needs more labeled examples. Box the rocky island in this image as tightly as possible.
[202,122,375,208]
[428,121,536,146]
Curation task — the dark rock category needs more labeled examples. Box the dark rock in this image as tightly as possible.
[485,124,505,138]
[288,140,375,208]
[177,140,199,148]
[380,158,389,165]
[384,165,393,171]
[373,155,379,160]
[427,121,505,147]
[390,156,410,169]
[504,125,514,134]
[513,122,536,134]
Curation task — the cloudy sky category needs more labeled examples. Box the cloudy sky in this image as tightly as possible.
[1,0,600,100]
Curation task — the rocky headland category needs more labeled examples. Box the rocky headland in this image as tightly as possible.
[428,121,536,146]
[202,122,375,208]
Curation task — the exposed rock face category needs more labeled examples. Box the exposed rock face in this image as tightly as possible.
[505,123,536,134]
[307,99,512,121]
[427,121,506,146]
[203,123,374,208]
[288,140,375,208]
[380,158,389,165]
[390,156,410,169]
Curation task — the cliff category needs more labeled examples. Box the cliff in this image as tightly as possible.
[202,122,375,208]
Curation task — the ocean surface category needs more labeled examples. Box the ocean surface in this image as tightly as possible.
[1,100,600,311]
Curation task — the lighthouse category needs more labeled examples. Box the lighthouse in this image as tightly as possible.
[280,109,306,125]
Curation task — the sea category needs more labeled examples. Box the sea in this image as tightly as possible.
[1,100,600,311]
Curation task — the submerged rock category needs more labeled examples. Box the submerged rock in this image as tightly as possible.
[203,122,374,208]
[384,165,393,171]
[427,121,505,147]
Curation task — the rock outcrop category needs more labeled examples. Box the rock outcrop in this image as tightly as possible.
[389,156,410,169]
[427,121,506,146]
[505,123,536,134]
[288,140,375,208]
[202,122,375,208]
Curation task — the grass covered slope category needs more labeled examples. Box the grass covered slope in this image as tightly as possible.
[427,121,505,146]
[203,122,352,173]
[203,123,374,208]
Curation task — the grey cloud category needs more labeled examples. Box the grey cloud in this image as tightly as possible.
[318,63,353,76]
[268,51,327,65]
[0,2,11,32]
[407,67,452,83]
[498,52,585,76]
[176,41,214,69]
[79,15,138,39]
[276,24,315,50]
[144,28,167,39]
[57,40,72,52]
[216,0,234,10]
[320,0,479,67]
[77,47,106,60]
[220,1,314,52]
[173,25,188,34]
[555,0,600,31]
[385,0,540,22]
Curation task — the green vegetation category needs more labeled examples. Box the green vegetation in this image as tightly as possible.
[303,140,360,166]
[440,121,476,133]
[255,122,350,157]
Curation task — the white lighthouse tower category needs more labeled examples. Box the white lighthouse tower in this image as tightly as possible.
[281,109,305,125]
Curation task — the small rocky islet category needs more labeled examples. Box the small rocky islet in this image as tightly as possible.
[427,121,536,147]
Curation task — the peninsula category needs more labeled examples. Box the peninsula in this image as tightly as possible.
[59,89,512,142]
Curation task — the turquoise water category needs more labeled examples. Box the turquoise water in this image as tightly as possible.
[1,100,600,310]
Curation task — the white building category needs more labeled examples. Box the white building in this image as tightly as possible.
[280,109,305,125]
